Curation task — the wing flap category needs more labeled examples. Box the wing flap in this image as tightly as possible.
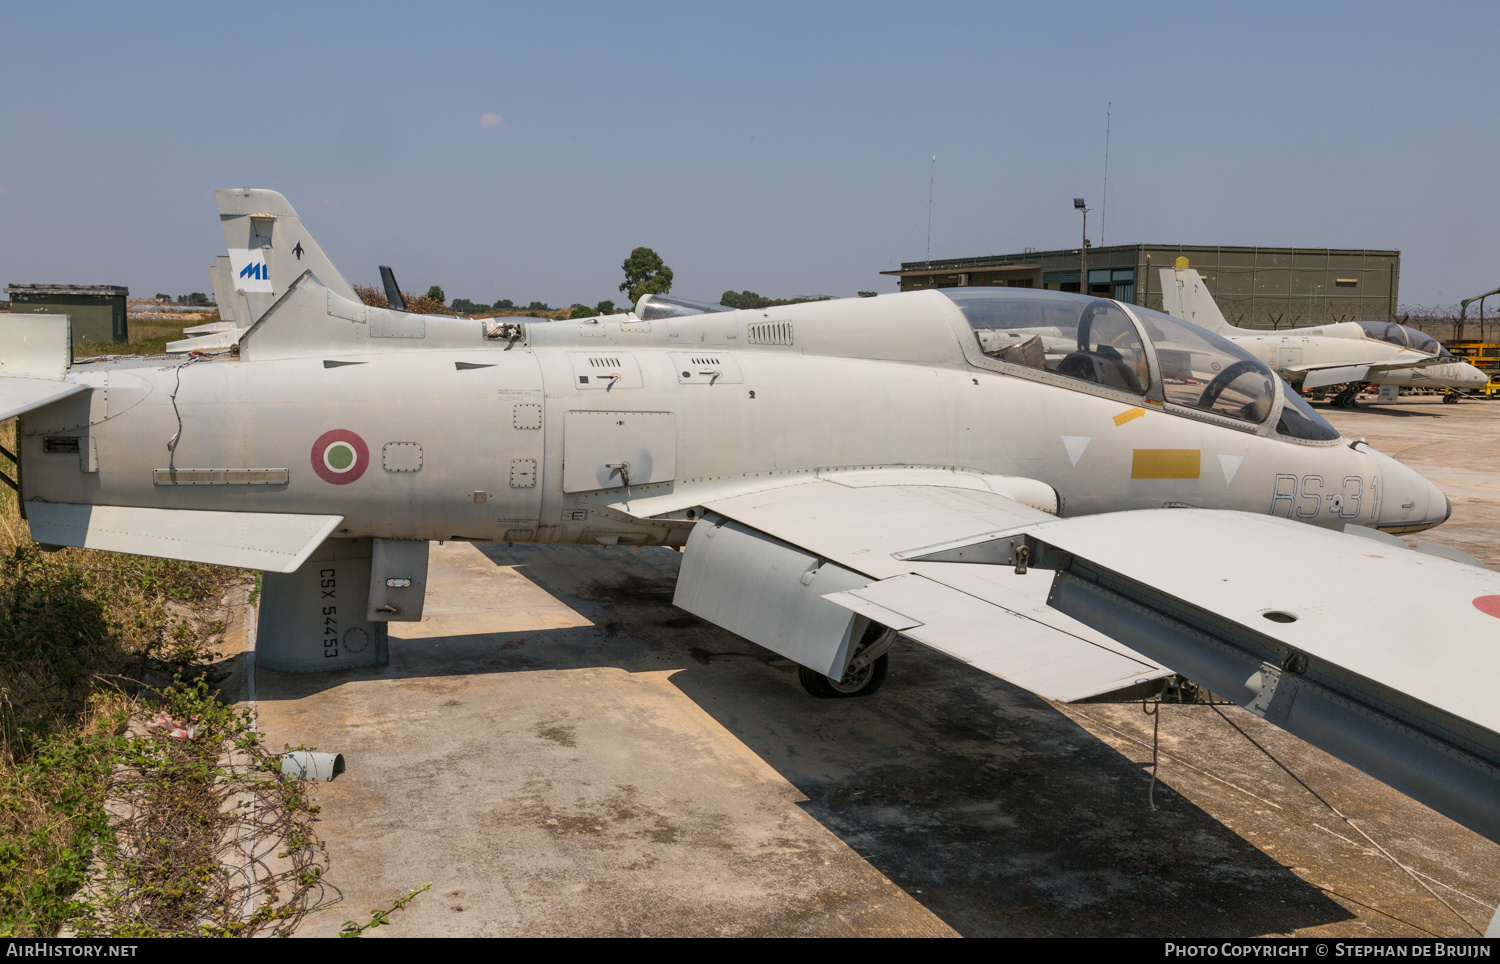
[26,502,342,572]
[697,477,1172,699]
[824,573,1167,702]
[705,477,1053,578]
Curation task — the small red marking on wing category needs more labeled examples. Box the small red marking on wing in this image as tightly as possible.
[1474,596,1500,619]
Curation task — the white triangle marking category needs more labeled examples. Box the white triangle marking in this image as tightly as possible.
[1219,454,1244,484]
[1062,436,1091,468]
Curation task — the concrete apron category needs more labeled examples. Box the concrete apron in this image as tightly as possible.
[252,542,951,937]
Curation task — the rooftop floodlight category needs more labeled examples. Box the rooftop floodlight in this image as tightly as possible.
[1075,199,1090,294]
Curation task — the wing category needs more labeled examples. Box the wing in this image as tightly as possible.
[668,474,1500,845]
[0,313,87,418]
[1289,355,1442,390]
[676,473,1172,702]
[26,503,343,572]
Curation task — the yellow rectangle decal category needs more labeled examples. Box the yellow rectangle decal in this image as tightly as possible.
[1113,407,1145,426]
[1131,449,1200,479]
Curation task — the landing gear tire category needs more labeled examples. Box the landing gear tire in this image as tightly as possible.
[798,654,889,699]
[1443,392,1461,405]
[1333,385,1360,409]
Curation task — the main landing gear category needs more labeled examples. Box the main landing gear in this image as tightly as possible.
[1331,384,1362,409]
[798,623,898,698]
[1442,391,1463,405]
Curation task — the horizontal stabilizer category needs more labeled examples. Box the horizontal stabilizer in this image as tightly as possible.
[0,378,87,421]
[26,503,343,573]
[182,321,239,335]
[166,327,247,354]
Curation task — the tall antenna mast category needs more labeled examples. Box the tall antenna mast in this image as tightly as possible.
[926,155,936,263]
[1101,103,1111,248]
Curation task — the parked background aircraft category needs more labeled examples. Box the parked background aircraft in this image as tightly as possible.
[1,193,1495,928]
[1159,263,1488,406]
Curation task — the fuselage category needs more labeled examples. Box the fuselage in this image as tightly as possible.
[17,287,1451,547]
[1227,325,1488,391]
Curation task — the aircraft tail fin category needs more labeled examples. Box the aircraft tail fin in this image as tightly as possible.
[215,189,358,327]
[1158,265,1233,334]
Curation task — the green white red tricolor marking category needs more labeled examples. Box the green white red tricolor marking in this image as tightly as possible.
[311,430,369,484]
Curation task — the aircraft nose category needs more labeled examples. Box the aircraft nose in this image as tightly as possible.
[1366,448,1451,533]
[1428,482,1452,527]
[1463,363,1489,387]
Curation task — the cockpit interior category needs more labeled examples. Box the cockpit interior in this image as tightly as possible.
[945,288,1340,442]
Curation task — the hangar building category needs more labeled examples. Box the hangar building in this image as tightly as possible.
[881,245,1399,331]
[6,284,129,346]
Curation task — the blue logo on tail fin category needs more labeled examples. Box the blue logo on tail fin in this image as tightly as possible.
[239,262,268,280]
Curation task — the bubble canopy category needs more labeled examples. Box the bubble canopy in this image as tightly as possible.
[943,289,1279,425]
[1356,320,1447,356]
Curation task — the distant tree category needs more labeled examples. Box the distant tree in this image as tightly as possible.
[493,298,515,310]
[857,291,877,298]
[451,298,483,314]
[595,300,616,315]
[720,290,833,309]
[187,292,210,306]
[527,301,549,311]
[176,295,188,304]
[569,304,600,320]
[720,290,764,309]
[154,293,170,302]
[620,248,673,303]
[351,283,457,315]
[426,285,445,305]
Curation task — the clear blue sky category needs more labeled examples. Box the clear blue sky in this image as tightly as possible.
[2,1,1496,308]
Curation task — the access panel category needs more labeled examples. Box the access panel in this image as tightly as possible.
[562,410,676,493]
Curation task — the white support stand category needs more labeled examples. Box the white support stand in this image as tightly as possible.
[257,537,388,673]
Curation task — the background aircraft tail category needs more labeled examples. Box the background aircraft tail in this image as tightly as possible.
[213,189,357,329]
[1158,265,1234,334]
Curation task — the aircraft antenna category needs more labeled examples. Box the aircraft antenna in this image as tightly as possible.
[1101,103,1111,248]
[926,155,936,264]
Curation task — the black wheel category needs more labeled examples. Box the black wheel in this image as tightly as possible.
[1443,393,1460,405]
[798,654,889,699]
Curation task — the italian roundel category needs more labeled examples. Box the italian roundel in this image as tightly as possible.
[311,430,369,485]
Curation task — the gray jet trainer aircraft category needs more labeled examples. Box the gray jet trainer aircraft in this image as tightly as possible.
[1159,263,1489,407]
[5,192,1499,925]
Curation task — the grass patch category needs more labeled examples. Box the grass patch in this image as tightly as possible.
[73,314,218,359]
[0,418,305,936]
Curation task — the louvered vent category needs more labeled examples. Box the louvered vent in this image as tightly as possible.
[747,321,794,346]
[587,356,623,368]
[690,356,721,365]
